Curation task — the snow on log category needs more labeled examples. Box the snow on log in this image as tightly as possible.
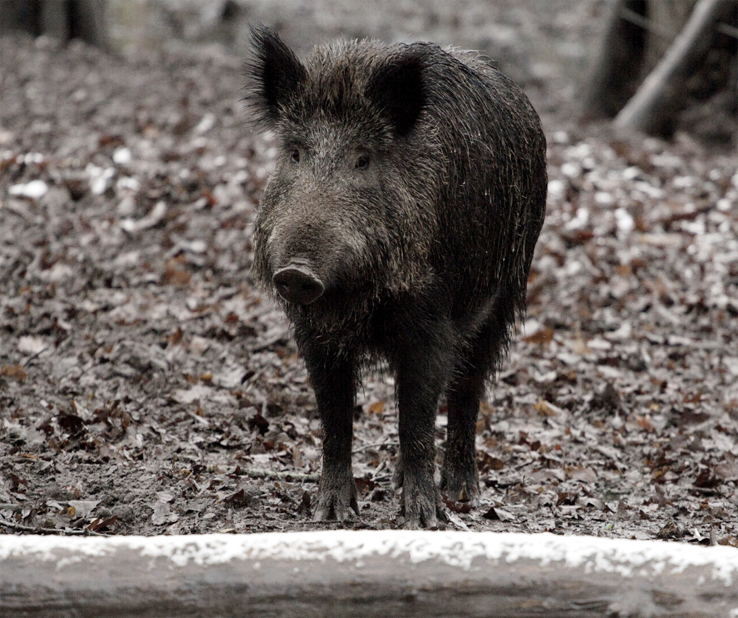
[614,0,735,135]
[1,531,738,617]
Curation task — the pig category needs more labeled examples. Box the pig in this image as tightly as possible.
[247,25,546,527]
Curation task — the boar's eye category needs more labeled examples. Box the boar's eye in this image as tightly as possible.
[290,148,300,163]
[355,154,370,170]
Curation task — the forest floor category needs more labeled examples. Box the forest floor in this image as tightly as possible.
[1,1,738,544]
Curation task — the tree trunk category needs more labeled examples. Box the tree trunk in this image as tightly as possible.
[0,0,107,48]
[642,0,699,73]
[0,1,42,36]
[614,0,735,135]
[41,0,70,42]
[71,0,108,49]
[582,0,649,120]
[582,0,737,138]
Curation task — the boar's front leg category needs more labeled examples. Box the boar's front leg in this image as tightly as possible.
[302,343,359,521]
[391,317,454,528]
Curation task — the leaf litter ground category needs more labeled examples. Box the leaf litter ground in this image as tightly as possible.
[0,23,737,545]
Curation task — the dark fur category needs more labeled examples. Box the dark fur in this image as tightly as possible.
[247,25,547,526]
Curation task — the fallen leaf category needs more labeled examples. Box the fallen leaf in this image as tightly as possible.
[88,515,118,532]
[1,365,27,383]
[715,454,738,481]
[120,200,167,233]
[151,500,179,525]
[17,336,46,355]
[482,506,514,522]
[296,491,311,516]
[68,500,100,519]
[523,327,554,345]
[223,488,251,507]
[569,466,597,483]
[172,384,212,404]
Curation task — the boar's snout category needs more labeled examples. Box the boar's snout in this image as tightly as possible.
[273,261,325,305]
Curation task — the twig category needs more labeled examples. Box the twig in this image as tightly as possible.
[615,0,735,134]
[0,520,108,536]
[716,21,738,39]
[299,519,372,527]
[239,468,319,482]
[619,6,674,39]
[21,346,47,368]
[352,442,391,454]
[251,333,289,352]
[620,4,738,41]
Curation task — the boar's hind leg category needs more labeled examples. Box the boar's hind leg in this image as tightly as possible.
[392,323,454,528]
[302,346,359,521]
[441,366,485,506]
[441,312,510,506]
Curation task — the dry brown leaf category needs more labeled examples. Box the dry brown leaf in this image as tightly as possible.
[523,327,553,345]
[1,364,27,383]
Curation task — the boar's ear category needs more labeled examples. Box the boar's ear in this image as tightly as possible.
[246,25,307,124]
[367,48,427,137]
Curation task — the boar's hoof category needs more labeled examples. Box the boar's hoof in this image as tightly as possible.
[401,492,447,529]
[313,481,360,522]
[398,469,448,529]
[273,263,325,305]
[440,467,481,507]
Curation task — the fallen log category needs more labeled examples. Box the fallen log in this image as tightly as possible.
[614,0,735,135]
[1,530,738,617]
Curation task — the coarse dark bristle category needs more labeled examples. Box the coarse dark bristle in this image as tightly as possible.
[245,24,307,127]
[246,25,429,138]
[247,26,547,525]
